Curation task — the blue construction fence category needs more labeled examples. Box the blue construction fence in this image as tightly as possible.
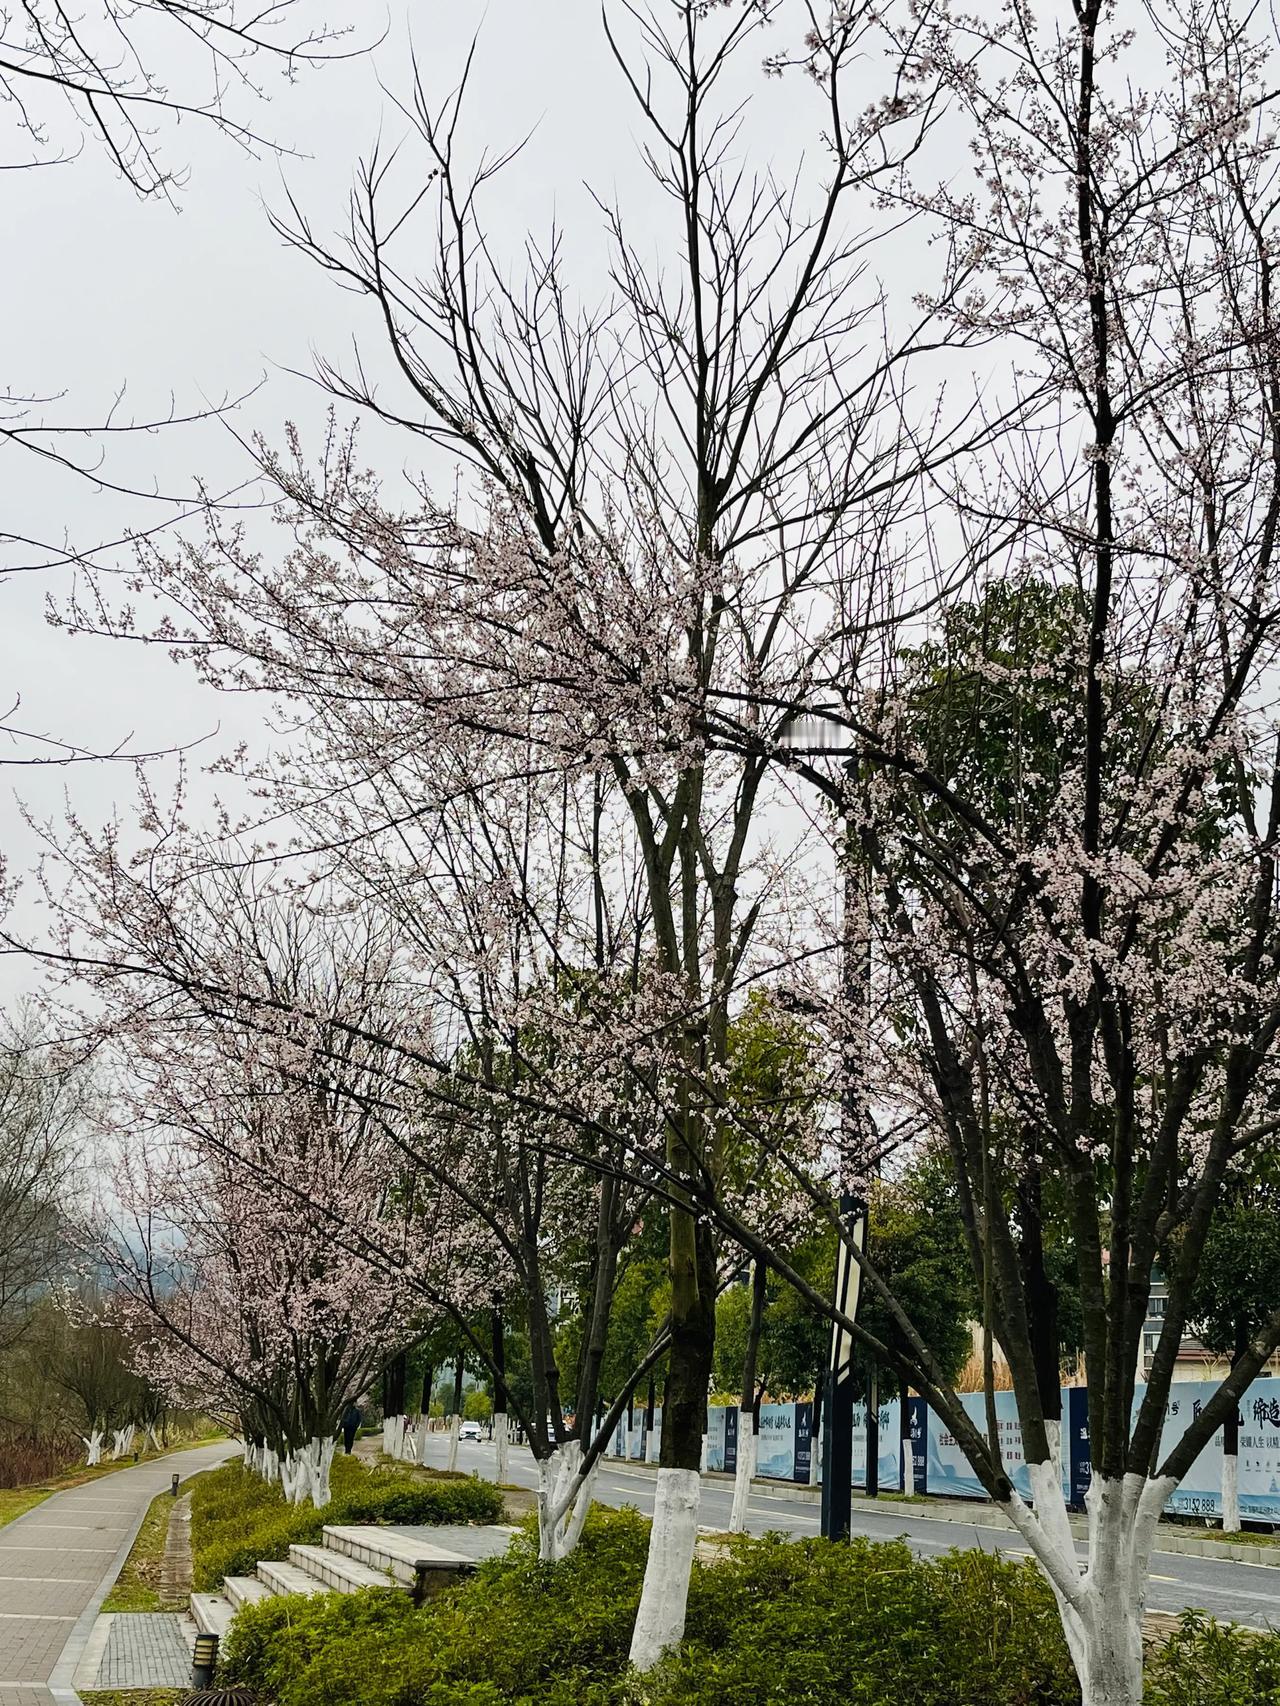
[607,1376,1280,1521]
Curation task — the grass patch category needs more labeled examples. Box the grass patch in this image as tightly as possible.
[1194,1523,1280,1547]
[0,1485,56,1527]
[102,1485,191,1612]
[191,1452,505,1589]
[80,1691,184,1706]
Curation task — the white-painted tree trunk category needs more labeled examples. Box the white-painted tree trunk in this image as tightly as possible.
[494,1411,509,1484]
[621,1417,631,1463]
[83,1430,103,1467]
[728,1413,755,1533]
[279,1449,310,1504]
[1004,1460,1174,1706]
[902,1436,915,1496]
[382,1414,406,1460]
[261,1445,279,1485]
[646,1423,660,1463]
[629,1467,702,1671]
[1222,1452,1240,1533]
[111,1425,135,1459]
[446,1414,460,1473]
[1045,1417,1063,1494]
[699,1432,709,1473]
[809,1427,821,1486]
[535,1442,600,1561]
[144,1425,162,1453]
[307,1436,336,1509]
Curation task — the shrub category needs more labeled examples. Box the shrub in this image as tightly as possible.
[661,1532,1077,1706]
[1146,1611,1280,1705]
[221,1508,1081,1706]
[190,1454,504,1589]
[0,1431,82,1488]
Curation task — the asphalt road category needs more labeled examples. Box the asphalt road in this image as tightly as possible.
[420,1434,1280,1628]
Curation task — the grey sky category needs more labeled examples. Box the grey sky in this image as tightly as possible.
[0,0,939,997]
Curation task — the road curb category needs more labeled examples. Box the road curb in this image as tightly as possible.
[602,1453,1280,1568]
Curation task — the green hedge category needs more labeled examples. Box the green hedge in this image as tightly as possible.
[221,1508,1080,1706]
[190,1455,504,1589]
[219,1507,1280,1705]
[1146,1611,1280,1705]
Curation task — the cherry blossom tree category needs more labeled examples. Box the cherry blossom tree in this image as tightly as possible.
[74,887,434,1508]
[683,5,1280,1695]
[49,0,1009,1658]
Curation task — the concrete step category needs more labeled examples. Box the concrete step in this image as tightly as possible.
[322,1523,516,1588]
[289,1543,392,1593]
[257,1558,327,1597]
[190,1592,234,1639]
[224,1575,275,1611]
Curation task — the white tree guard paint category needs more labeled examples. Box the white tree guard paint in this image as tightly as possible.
[111,1425,135,1460]
[1045,1417,1063,1492]
[629,1466,702,1671]
[383,1414,406,1460]
[809,1429,821,1487]
[729,1413,755,1532]
[621,1417,631,1463]
[902,1441,915,1497]
[446,1414,461,1473]
[1002,1461,1176,1706]
[83,1430,104,1467]
[494,1411,510,1484]
[646,1425,659,1463]
[279,1449,309,1504]
[535,1442,599,1561]
[1222,1452,1240,1533]
[307,1436,336,1509]
[700,1432,709,1473]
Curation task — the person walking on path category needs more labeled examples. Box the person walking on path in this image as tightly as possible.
[341,1402,362,1455]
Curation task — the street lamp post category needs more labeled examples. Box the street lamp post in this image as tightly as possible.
[821,1192,867,1540]
[776,716,875,1541]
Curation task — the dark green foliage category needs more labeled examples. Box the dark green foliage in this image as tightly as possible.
[665,1533,1077,1706]
[1146,1612,1280,1704]
[1185,1168,1280,1359]
[221,1507,1081,1706]
[221,1507,650,1706]
[189,1456,503,1589]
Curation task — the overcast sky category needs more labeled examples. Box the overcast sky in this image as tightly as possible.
[0,0,984,1005]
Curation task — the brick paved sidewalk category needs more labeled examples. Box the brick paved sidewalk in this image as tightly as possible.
[0,1441,233,1706]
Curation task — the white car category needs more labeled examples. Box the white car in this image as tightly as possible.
[459,1420,484,1442]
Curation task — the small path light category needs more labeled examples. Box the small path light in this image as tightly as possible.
[172,1473,181,1496]
[192,1630,220,1689]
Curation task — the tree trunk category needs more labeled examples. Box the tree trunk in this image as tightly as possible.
[900,1375,914,1496]
[1223,1322,1248,1533]
[1005,1462,1173,1706]
[450,1351,471,1473]
[865,1366,879,1498]
[730,1259,767,1532]
[809,1379,823,1487]
[536,1440,599,1561]
[492,1308,510,1484]
[629,1211,714,1671]
[383,1350,407,1418]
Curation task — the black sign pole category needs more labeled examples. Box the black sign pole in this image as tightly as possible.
[820,1193,866,1541]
